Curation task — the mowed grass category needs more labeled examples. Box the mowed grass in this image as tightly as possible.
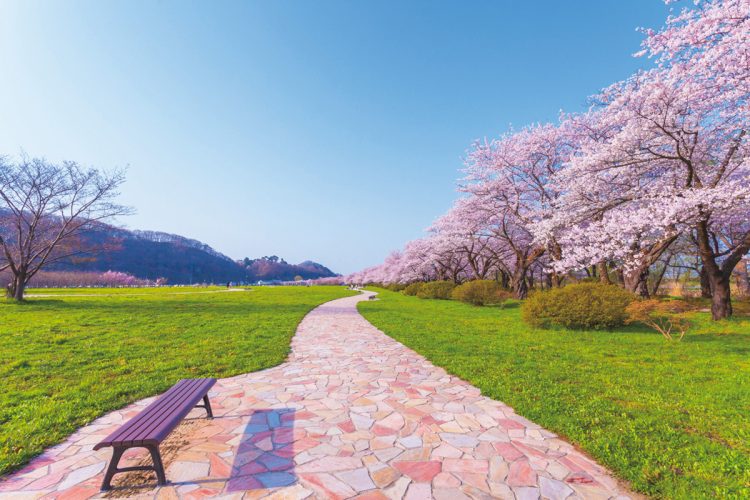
[0,286,354,475]
[358,289,750,499]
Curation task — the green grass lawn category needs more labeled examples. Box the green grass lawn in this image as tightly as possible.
[359,289,750,499]
[0,285,354,476]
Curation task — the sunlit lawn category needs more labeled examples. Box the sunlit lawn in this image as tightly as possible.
[0,285,354,475]
[359,288,750,499]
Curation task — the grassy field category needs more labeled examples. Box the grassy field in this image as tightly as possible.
[0,285,354,475]
[359,289,750,499]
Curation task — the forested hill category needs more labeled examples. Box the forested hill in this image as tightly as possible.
[240,256,337,282]
[49,227,338,284]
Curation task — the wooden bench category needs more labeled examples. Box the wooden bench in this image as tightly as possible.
[94,378,216,490]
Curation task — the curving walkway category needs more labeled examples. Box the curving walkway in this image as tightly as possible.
[0,292,634,499]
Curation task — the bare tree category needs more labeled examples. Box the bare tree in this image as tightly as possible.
[0,156,131,300]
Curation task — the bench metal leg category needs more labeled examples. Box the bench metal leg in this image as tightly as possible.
[147,444,167,486]
[99,445,168,490]
[195,394,214,418]
[101,446,125,491]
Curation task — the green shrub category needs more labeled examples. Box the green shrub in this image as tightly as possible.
[452,280,511,306]
[416,280,456,300]
[522,282,635,330]
[625,299,692,340]
[403,283,423,296]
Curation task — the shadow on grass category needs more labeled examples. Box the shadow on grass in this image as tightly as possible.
[0,298,67,307]
[0,299,312,317]
[497,302,521,309]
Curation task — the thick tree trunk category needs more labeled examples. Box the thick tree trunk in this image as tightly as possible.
[623,267,649,297]
[513,279,528,299]
[708,273,732,320]
[699,266,713,298]
[597,261,611,285]
[498,271,510,290]
[451,268,461,284]
[694,221,745,320]
[12,272,26,301]
[734,259,750,298]
[512,268,528,299]
[550,272,563,287]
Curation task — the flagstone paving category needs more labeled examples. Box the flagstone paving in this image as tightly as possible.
[1,291,635,499]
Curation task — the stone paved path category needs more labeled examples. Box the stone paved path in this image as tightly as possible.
[1,292,634,499]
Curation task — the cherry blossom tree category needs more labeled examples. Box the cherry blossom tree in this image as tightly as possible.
[642,0,749,318]
[461,122,573,298]
[429,198,503,282]
[398,236,465,283]
[535,102,683,297]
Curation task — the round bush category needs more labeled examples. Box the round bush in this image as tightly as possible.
[452,280,511,306]
[403,282,423,296]
[416,280,456,300]
[521,282,635,330]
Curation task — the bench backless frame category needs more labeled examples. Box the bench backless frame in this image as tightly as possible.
[93,378,216,490]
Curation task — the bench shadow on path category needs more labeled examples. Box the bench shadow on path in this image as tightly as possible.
[102,409,298,497]
[225,409,298,492]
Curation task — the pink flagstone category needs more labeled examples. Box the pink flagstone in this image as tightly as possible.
[393,461,442,483]
[494,442,525,462]
[507,460,538,487]
[432,471,460,489]
[301,472,357,499]
[441,459,489,475]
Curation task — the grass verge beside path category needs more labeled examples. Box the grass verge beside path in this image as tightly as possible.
[358,288,750,499]
[0,286,354,475]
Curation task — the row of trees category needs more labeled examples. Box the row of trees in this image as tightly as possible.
[2,270,162,290]
[349,0,749,320]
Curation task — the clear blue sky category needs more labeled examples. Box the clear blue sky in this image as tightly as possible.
[0,1,671,274]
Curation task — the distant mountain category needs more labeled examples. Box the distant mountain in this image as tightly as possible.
[49,227,338,284]
[239,256,338,282]
[132,230,235,262]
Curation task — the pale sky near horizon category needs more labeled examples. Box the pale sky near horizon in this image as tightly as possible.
[0,1,672,274]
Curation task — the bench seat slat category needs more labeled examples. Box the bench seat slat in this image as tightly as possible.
[97,379,202,447]
[115,379,205,446]
[133,379,214,446]
[94,378,215,449]
[101,380,197,446]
